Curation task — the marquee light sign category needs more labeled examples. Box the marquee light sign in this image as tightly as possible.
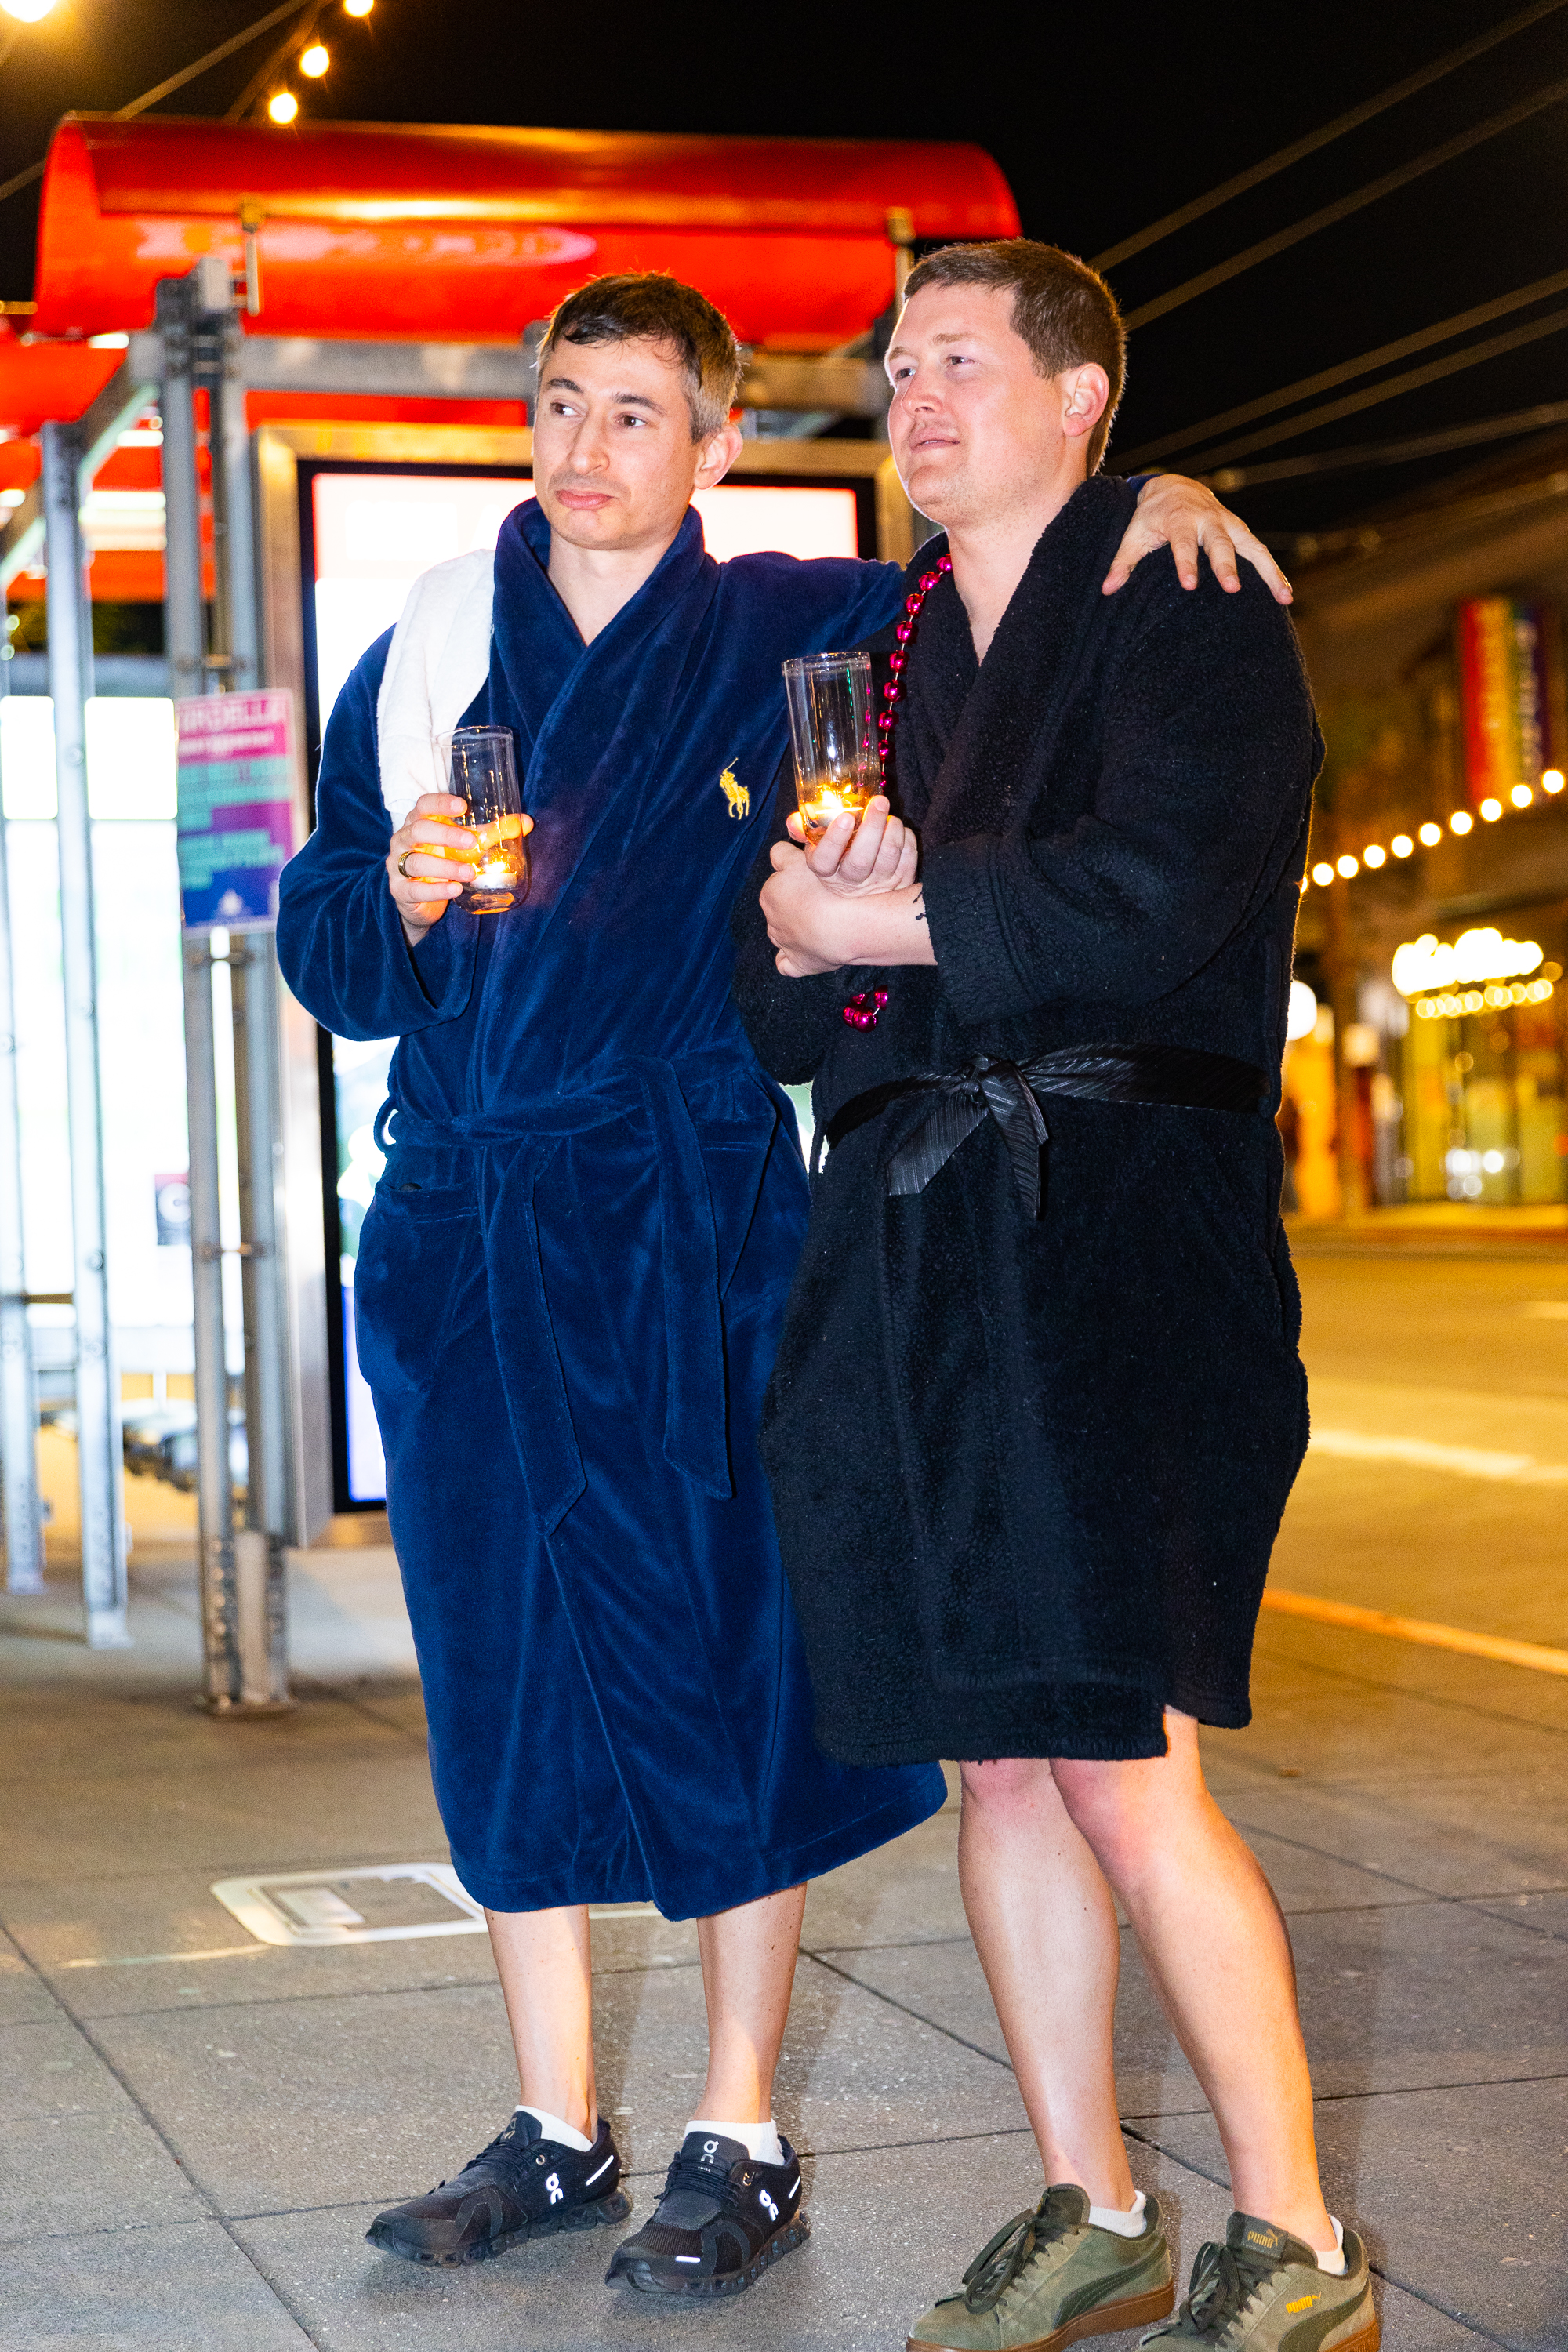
[1392,927,1544,997]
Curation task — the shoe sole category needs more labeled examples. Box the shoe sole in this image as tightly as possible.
[608,2212,810,2296]
[366,2186,632,2267]
[907,2279,1176,2352]
[1323,2322,1380,2352]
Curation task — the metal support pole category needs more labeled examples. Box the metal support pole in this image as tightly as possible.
[0,795,45,1595]
[229,942,290,1703]
[160,274,242,1700]
[206,282,291,1707]
[41,420,129,1646]
[181,937,237,1701]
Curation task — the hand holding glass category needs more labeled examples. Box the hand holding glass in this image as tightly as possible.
[782,652,880,845]
[431,728,529,911]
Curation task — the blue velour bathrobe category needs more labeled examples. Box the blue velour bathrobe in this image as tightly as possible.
[277,498,946,1918]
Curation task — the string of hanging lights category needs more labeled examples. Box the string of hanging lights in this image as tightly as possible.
[266,0,373,126]
[1301,764,1566,892]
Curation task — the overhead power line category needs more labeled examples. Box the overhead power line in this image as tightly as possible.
[114,0,314,120]
[1174,300,1568,474]
[1120,266,1568,467]
[0,0,313,206]
[1092,0,1568,272]
[1198,399,1568,489]
[1124,70,1568,331]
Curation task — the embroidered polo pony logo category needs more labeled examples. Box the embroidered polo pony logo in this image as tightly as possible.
[719,758,749,819]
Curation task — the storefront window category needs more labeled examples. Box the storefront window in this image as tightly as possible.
[1397,944,1566,1202]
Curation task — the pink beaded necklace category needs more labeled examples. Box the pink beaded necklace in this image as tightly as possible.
[877,552,953,776]
[842,552,953,1030]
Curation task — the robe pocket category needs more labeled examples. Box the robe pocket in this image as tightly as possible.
[354,1186,483,1401]
[1177,1120,1298,1348]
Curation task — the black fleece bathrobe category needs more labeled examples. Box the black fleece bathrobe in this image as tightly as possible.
[731,477,1321,1767]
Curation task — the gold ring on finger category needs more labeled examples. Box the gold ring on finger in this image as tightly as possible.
[397,850,415,877]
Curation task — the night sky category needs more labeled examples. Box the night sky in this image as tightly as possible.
[3,0,1567,544]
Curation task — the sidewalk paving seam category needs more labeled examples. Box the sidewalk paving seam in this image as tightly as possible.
[799,1948,1014,2073]
[3,1930,329,2350]
[1248,1637,1568,1740]
[1218,1813,1568,1940]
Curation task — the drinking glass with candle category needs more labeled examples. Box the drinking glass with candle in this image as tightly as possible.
[433,727,529,912]
[782,652,880,845]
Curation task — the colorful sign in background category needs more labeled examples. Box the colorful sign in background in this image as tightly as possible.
[1456,598,1566,808]
[175,690,297,931]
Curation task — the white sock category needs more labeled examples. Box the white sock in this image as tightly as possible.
[686,2116,785,2166]
[1314,2217,1347,2276]
[516,2103,593,2153]
[1088,2190,1148,2237]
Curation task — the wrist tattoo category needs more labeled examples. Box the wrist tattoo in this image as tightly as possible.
[913,888,927,925]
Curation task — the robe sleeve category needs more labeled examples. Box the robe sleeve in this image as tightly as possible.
[920,568,1319,1024]
[730,753,846,1085]
[275,630,481,1042]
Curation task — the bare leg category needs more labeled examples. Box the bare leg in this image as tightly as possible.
[693,1882,808,2124]
[485,1904,596,2138]
[959,1759,1134,2209]
[1054,1711,1333,2249]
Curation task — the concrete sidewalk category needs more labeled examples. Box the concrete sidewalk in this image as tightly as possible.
[5,1240,1568,2351]
[2,1571,1563,2350]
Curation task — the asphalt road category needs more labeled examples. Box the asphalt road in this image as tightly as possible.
[1279,1249,1568,1649]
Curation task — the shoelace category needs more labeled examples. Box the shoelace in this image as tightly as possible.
[1171,2241,1276,2341]
[437,2124,554,2190]
[962,2201,1073,2314]
[658,2150,757,2220]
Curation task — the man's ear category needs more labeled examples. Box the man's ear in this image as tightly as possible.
[695,419,746,491]
[1060,364,1111,445]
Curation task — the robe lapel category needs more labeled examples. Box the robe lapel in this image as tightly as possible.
[918,477,1138,848]
[487,502,721,947]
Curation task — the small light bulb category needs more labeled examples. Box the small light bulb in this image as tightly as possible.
[1336,854,1359,878]
[1392,834,1414,858]
[1450,810,1473,835]
[1480,797,1503,822]
[1512,783,1534,807]
[268,89,299,122]
[1418,822,1442,846]
[343,0,373,14]
[1543,768,1565,793]
[299,41,328,74]
[1,0,58,23]
[1312,861,1334,887]
[1363,844,1386,868]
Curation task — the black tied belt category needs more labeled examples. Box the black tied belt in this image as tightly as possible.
[812,1042,1267,1218]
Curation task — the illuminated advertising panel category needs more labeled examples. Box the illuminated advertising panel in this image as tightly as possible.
[303,462,870,1506]
[1456,597,1566,808]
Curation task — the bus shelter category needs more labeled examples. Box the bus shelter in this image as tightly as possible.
[0,114,1018,1703]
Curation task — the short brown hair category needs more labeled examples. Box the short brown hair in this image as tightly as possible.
[902,239,1127,473]
[539,274,742,442]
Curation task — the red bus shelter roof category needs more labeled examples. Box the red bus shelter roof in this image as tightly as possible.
[31,116,1019,344]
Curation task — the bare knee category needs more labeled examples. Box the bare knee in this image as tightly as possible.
[958,1755,1058,1821]
[1052,1718,1208,1886]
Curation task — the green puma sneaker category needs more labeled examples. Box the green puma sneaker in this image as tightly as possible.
[906,2183,1174,2352]
[1141,2212,1378,2352]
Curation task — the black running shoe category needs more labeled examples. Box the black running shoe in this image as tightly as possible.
[605,2129,808,2296]
[366,2111,630,2266]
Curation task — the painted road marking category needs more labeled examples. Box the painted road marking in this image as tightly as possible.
[1308,1428,1568,1483]
[1261,1588,1568,1677]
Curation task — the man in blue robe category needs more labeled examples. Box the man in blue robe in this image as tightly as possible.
[276,270,1283,2299]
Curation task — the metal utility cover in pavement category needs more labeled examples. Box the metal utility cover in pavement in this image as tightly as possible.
[210,1862,488,1946]
[210,1864,658,1947]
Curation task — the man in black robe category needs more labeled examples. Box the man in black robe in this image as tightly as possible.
[735,242,1379,2352]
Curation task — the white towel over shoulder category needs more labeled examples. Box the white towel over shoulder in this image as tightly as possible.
[374,549,495,829]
